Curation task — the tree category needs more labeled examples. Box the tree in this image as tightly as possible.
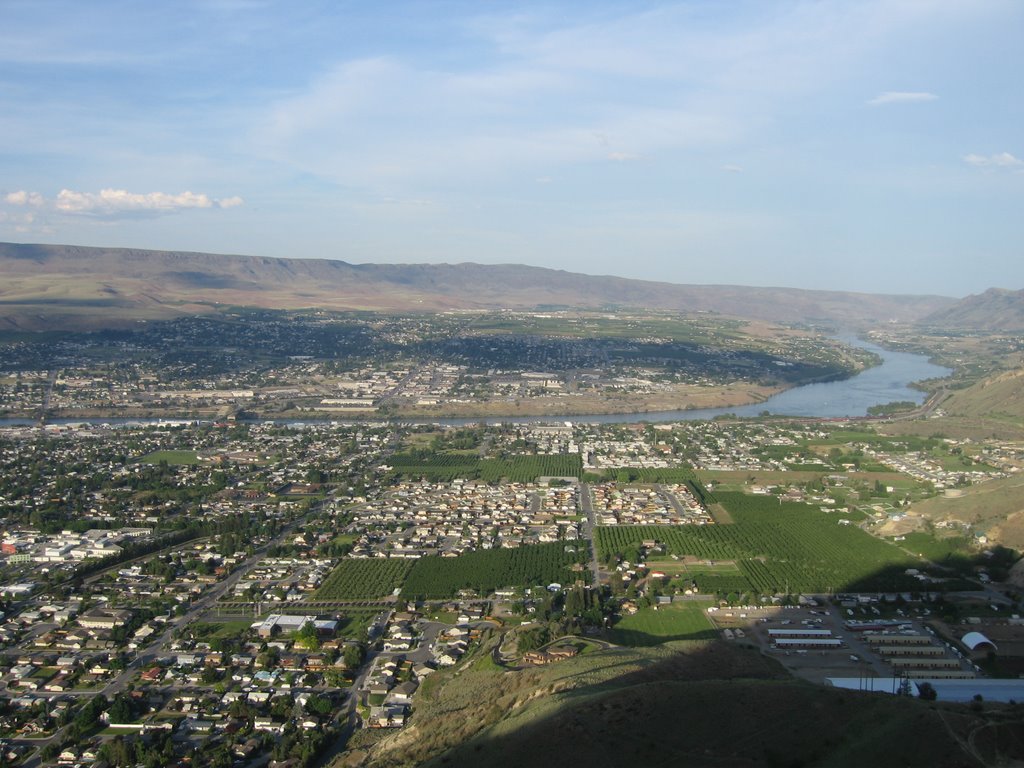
[107,694,135,724]
[343,643,365,670]
[294,621,320,650]
[917,682,937,701]
[305,694,333,716]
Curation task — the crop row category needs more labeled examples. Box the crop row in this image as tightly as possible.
[401,542,587,598]
[387,453,583,482]
[628,468,698,484]
[597,491,922,595]
[313,558,414,600]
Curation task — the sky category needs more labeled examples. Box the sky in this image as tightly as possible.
[1,0,1022,297]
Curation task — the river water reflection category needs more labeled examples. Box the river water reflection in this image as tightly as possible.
[432,338,951,426]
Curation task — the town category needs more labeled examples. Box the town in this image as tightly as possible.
[0,310,876,422]
[0,410,1022,767]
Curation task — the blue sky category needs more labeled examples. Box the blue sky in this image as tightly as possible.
[1,0,1021,297]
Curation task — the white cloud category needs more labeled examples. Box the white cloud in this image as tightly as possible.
[607,152,640,162]
[722,164,743,173]
[867,91,938,106]
[1,188,244,218]
[56,188,217,213]
[963,152,1023,168]
[4,190,45,206]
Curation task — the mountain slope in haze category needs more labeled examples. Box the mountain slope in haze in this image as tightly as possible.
[0,241,956,330]
[942,367,1024,422]
[921,287,1024,331]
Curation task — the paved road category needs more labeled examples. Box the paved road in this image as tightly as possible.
[578,483,602,586]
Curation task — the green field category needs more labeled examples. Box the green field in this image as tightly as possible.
[897,531,976,564]
[597,490,923,596]
[401,542,587,598]
[608,602,716,646]
[334,608,386,640]
[387,453,584,482]
[313,558,413,600]
[650,560,752,595]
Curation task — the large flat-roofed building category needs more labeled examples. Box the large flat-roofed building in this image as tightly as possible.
[78,607,133,630]
[768,628,834,639]
[253,613,315,638]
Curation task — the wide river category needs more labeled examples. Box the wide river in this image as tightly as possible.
[432,337,952,426]
[1,338,951,428]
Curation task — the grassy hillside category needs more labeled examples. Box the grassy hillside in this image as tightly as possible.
[910,474,1024,549]
[0,241,955,330]
[942,368,1024,425]
[351,637,785,767]
[348,636,1024,768]
[434,680,1003,768]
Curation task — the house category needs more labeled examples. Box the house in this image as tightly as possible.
[254,717,285,735]
[182,718,214,733]
[234,739,261,759]
[412,662,435,678]
[77,607,133,630]
[388,680,418,703]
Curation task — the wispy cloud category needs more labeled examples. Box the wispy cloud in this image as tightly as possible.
[867,91,938,106]
[4,191,45,206]
[4,188,244,217]
[963,152,1023,168]
[722,164,743,173]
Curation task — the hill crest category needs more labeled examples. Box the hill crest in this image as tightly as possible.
[0,241,956,330]
[921,287,1024,331]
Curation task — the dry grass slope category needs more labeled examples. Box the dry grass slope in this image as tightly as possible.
[354,635,1024,768]
[943,369,1024,424]
[910,475,1024,549]
[0,241,955,330]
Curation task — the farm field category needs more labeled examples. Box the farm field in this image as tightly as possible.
[897,531,977,564]
[597,491,922,596]
[401,542,587,598]
[387,453,583,482]
[647,559,751,595]
[608,602,716,647]
[312,558,413,600]
[600,467,697,483]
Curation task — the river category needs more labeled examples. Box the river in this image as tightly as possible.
[1,338,950,428]
[430,338,950,426]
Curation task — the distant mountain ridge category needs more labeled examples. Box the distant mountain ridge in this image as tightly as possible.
[921,287,1024,331]
[0,241,957,330]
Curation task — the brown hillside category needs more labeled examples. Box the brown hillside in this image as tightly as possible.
[943,369,1024,423]
[910,474,1024,549]
[0,241,955,330]
[922,287,1024,331]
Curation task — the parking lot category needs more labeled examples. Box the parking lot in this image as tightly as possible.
[705,601,973,684]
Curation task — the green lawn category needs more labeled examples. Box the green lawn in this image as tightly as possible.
[608,602,716,647]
